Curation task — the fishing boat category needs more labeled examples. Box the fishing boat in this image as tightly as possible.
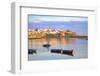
[51,49,73,56]
[43,44,51,48]
[51,49,61,53]
[28,49,37,54]
[62,50,73,56]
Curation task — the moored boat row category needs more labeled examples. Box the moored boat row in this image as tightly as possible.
[28,49,74,56]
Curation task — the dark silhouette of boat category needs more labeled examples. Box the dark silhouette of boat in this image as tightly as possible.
[62,50,73,56]
[51,49,73,56]
[43,44,51,48]
[28,49,36,54]
[51,49,61,53]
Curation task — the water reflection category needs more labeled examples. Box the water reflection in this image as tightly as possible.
[28,37,76,49]
[28,37,88,60]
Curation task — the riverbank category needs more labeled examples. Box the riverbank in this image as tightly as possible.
[69,36,88,40]
[28,35,88,40]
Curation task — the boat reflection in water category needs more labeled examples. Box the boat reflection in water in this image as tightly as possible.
[28,37,88,60]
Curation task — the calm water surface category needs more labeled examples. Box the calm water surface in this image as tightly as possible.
[28,37,88,60]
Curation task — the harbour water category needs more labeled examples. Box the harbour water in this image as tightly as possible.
[28,37,88,60]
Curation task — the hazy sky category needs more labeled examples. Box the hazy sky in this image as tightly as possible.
[28,15,88,35]
[29,15,88,22]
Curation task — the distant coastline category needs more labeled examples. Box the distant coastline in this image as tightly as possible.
[28,29,88,40]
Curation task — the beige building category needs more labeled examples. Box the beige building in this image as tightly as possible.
[28,29,77,39]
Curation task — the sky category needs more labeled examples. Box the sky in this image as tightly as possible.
[28,15,88,35]
[28,15,88,22]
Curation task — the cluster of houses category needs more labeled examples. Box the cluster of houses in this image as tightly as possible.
[28,28,77,39]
